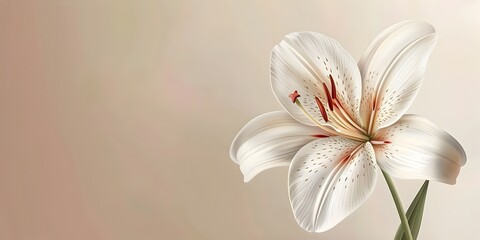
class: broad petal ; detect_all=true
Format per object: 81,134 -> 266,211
230,111 -> 330,182
359,21 -> 437,131
271,32 -> 362,128
374,115 -> 466,184
288,137 -> 377,232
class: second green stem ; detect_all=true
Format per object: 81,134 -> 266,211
382,170 -> 413,240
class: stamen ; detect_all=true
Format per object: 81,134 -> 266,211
322,83 -> 333,111
294,99 -> 340,137
294,98 -> 369,142
329,74 -> 337,99
315,96 -> 329,122
289,90 -> 300,103
332,99 -> 368,135
323,76 -> 369,137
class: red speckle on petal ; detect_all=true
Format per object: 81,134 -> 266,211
312,134 -> 329,138
370,140 -> 391,145
289,90 -> 300,103
339,155 -> 351,165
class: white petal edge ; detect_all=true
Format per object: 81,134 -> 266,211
359,21 -> 437,131
271,32 -> 362,127
374,115 -> 466,184
288,137 -> 377,232
230,111 -> 330,182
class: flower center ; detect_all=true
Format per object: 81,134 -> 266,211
289,74 -> 392,144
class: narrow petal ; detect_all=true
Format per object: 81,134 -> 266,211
288,137 -> 377,232
359,21 -> 437,131
230,111 -> 330,182
374,115 -> 466,184
271,32 -> 362,128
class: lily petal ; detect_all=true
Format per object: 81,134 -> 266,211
288,137 -> 377,232
359,21 -> 437,131
230,111 -> 330,182
374,115 -> 466,184
271,32 -> 362,128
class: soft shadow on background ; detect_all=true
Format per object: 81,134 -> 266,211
1,1 -> 479,239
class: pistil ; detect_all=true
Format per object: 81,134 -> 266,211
289,90 -> 301,103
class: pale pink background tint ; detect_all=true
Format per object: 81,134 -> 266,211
1,1 -> 479,239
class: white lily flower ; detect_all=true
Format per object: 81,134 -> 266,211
230,21 -> 466,233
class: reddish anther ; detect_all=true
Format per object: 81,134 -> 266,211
315,96 -> 329,122
289,90 -> 300,103
384,140 -> 392,144
329,74 -> 337,99
312,134 -> 329,138
322,83 -> 334,111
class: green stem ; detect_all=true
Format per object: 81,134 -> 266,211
382,170 -> 413,240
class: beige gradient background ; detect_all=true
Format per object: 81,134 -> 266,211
1,0 -> 479,239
